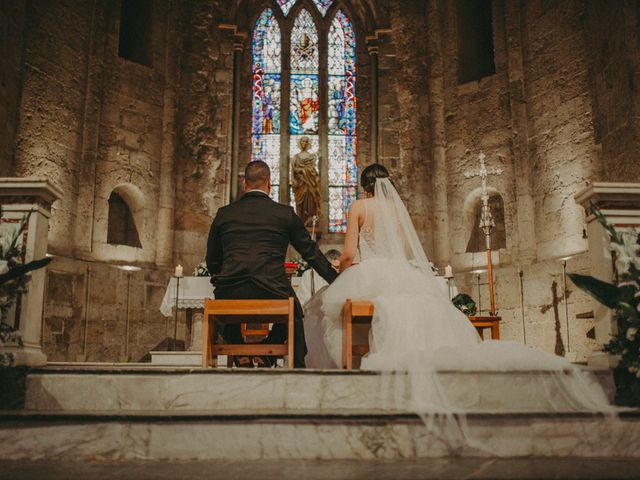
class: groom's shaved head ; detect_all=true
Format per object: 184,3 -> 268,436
244,160 -> 271,189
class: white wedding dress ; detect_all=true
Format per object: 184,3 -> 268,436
304,178 -> 613,414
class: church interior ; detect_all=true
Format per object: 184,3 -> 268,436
1,0 -> 640,478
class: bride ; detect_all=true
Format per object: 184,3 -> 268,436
304,164 -> 612,413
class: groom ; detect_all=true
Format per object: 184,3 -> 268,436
205,160 -> 338,368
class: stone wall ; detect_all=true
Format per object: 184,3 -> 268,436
0,1 -> 26,177
380,0 -> 433,251
173,0 -> 233,270
4,0 -> 194,363
453,253 -> 597,361
584,0 -> 640,182
12,0 -> 96,255
43,256 -> 179,362
521,0 -> 597,261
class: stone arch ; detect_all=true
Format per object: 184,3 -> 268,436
226,0 -> 386,36
463,187 -> 506,253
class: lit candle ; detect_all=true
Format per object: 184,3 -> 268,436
174,264 -> 183,277
444,265 -> 453,278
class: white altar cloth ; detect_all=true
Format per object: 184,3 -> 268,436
160,276 -> 214,317
159,276 -> 303,317
159,275 -> 453,317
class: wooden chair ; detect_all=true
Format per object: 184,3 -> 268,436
342,299 -> 374,370
468,315 -> 501,339
341,300 -> 503,370
202,298 -> 295,368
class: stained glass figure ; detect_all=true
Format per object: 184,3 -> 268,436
276,0 -> 297,16
290,10 -> 319,136
290,134 -> 319,209
312,0 -> 334,16
252,8 -> 282,200
327,10 -> 357,232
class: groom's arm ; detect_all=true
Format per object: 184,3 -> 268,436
289,210 -> 338,285
205,211 -> 223,276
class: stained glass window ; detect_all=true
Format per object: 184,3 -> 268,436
290,9 -> 319,135
290,9 -> 320,209
275,0 -> 296,16
248,3 -> 356,234
251,9 -> 282,200
312,0 -> 334,17
327,10 -> 356,232
276,0 -> 334,17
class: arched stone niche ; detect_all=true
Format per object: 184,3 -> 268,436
464,186 -> 507,253
92,182 -> 156,264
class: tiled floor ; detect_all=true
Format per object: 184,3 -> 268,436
2,458 -> 640,480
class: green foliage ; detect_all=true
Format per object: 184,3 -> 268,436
0,207 -> 52,368
569,205 -> 640,379
566,273 -> 617,309
452,293 -> 477,316
290,257 -> 310,277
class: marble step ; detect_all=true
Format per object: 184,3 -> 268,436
0,410 -> 639,461
24,364 -> 615,414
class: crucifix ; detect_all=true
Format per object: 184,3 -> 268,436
464,152 -> 503,316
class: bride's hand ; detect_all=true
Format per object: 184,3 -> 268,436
339,200 -> 362,273
339,255 -> 354,273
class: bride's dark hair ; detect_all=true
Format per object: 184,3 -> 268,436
360,163 -> 390,195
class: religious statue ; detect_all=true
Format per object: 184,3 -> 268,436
291,136 -> 321,227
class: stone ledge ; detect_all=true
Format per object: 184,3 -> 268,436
2,410 -> 638,422
0,412 -> 638,460
23,367 -> 617,414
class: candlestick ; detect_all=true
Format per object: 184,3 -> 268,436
172,275 -> 181,352
444,264 -> 453,278
174,264 -> 183,277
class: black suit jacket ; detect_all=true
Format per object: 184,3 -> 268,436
206,191 -> 338,298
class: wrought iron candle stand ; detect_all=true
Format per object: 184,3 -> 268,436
464,152 -> 503,316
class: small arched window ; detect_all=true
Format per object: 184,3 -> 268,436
118,0 -> 153,67
457,0 -> 495,84
107,192 -> 142,248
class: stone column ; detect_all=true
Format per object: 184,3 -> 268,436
155,0 -> 179,267
503,0 -> 537,264
368,41 -> 379,164
426,0 -> 450,266
230,37 -> 245,203
575,182 -> 640,367
0,178 -> 62,366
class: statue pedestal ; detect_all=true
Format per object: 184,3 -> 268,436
0,178 -> 62,367
575,182 -> 640,368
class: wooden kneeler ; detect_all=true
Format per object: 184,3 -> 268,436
342,299 -> 374,370
202,298 -> 295,368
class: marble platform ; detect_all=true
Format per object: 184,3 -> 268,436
5,458 -> 640,480
1,409 -> 639,461
1,365 -> 638,463
23,364 -> 615,414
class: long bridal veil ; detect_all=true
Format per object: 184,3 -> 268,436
304,176 -> 616,446
367,178 -> 613,414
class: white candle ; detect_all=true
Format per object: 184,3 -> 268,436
444,265 -> 453,278
174,264 -> 183,277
